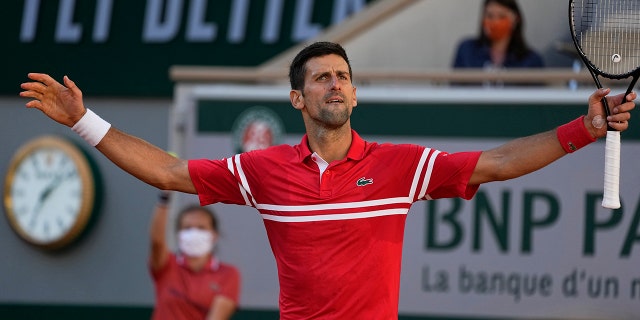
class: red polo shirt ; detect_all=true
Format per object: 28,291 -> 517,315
189,130 -> 480,319
150,254 -> 240,320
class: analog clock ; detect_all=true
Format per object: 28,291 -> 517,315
3,135 -> 101,250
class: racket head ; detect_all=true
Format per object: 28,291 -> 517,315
569,0 -> 640,80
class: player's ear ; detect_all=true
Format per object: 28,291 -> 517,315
352,86 -> 358,108
290,90 -> 304,110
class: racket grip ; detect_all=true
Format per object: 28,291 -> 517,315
602,131 -> 621,209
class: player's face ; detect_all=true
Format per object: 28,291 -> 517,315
291,54 -> 357,129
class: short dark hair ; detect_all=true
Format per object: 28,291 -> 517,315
289,41 -> 353,90
176,205 -> 218,232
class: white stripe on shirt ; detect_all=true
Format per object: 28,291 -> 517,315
255,197 -> 411,212
261,208 -> 409,223
418,150 -> 440,199
408,148 -> 431,201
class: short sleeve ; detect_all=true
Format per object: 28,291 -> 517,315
188,158 -> 248,206
427,151 -> 482,200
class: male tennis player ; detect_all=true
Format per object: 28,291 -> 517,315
20,42 -> 635,319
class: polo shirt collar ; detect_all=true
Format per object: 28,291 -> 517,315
298,129 -> 366,162
345,130 -> 366,160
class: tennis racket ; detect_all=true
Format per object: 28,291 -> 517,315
569,0 -> 640,209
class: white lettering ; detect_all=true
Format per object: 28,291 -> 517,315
93,0 -> 114,42
55,0 -> 82,43
18,0 -> 369,44
143,0 -> 183,43
292,0 -> 321,41
332,0 -> 365,23
186,0 -> 216,42
228,0 -> 249,43
20,0 -> 40,42
262,0 -> 284,43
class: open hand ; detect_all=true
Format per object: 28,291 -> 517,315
20,73 -> 87,127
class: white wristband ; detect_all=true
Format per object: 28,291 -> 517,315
71,109 -> 111,146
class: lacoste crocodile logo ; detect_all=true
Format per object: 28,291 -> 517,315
356,177 -> 373,187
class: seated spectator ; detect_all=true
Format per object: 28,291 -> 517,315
453,0 -> 544,70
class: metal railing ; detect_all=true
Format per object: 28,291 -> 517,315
170,66 -> 599,88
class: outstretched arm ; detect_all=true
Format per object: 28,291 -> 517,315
470,88 -> 636,185
20,73 -> 195,193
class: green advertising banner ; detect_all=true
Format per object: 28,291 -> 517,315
3,0 -> 375,96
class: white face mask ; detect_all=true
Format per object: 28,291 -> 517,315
178,228 -> 215,257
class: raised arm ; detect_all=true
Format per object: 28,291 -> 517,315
149,192 -> 171,271
470,88 -> 636,185
20,73 -> 195,193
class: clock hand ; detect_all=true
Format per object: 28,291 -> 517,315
32,168 -> 77,214
32,173 -> 64,216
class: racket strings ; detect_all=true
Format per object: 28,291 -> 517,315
572,0 -> 640,77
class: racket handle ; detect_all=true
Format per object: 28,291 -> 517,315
602,131 -> 621,209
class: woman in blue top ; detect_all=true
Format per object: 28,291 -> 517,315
453,0 -> 544,69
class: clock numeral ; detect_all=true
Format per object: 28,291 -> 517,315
31,155 -> 45,178
70,188 -> 82,199
56,216 -> 68,232
16,205 -> 29,216
66,204 -> 79,216
28,216 -> 38,231
66,168 -> 78,179
59,155 -> 70,167
12,188 -> 26,198
43,220 -> 50,238
17,168 -> 31,181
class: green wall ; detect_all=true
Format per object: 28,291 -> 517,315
3,0 -> 375,97
0,303 -> 543,320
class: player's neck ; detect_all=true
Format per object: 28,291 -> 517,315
306,125 -> 353,163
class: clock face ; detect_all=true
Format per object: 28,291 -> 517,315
4,136 -> 99,249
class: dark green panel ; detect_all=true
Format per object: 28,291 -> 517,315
0,304 -> 566,320
197,100 -> 305,134
350,103 -> 577,138
0,304 -> 153,320
197,100 -> 640,140
3,0 -> 376,97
